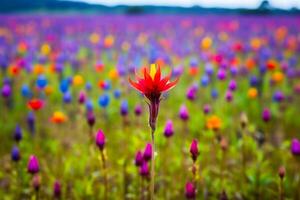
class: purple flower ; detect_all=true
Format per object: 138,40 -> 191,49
291,139 -> 300,156
164,120 -> 174,138
262,108 -> 271,122
185,182 -> 196,199
139,162 -> 149,177
228,80 -> 237,91
135,151 -> 143,166
53,180 -> 62,198
186,85 -> 197,101
134,104 -> 142,116
225,90 -> 233,102
27,112 -> 35,134
143,143 -> 152,161
120,100 -> 129,116
217,69 -> 226,80
78,91 -> 86,104
11,146 -> 21,162
190,139 -> 199,162
1,84 -> 11,98
179,105 -> 189,121
14,125 -> 22,142
273,91 -> 285,102
203,104 -> 211,115
95,130 -> 106,151
27,155 -> 39,174
86,111 -> 95,127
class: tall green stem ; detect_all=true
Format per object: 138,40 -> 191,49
150,129 -> 155,200
100,150 -> 108,200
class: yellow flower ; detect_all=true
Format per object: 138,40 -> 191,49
40,43 -> 51,55
201,36 -> 212,50
108,69 -> 119,80
89,33 -> 100,44
51,111 -> 67,124
73,75 -> 84,86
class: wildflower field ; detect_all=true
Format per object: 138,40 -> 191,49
1,15 -> 300,199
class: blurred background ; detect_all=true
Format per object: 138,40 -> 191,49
1,0 -> 300,14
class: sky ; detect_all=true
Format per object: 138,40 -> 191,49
79,0 -> 300,9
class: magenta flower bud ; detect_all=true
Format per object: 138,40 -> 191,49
217,69 -> 226,80
186,85 -> 197,101
190,139 -> 199,162
164,120 -> 174,138
179,105 -> 189,121
139,161 -> 149,177
228,79 -> 237,91
134,104 -> 142,116
262,108 -> 271,122
1,84 -> 11,98
95,129 -> 106,151
53,180 -> 62,198
78,91 -> 86,104
185,182 -> 196,199
143,143 -> 152,161
225,90 -> 233,102
27,155 -> 39,174
86,111 -> 95,127
203,104 -> 211,115
291,138 -> 300,156
135,151 -> 143,166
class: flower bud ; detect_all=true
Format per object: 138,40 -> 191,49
278,166 -> 285,179
53,180 -> 62,198
14,125 -> 22,142
95,130 -> 106,151
190,139 -> 199,162
78,91 -> 86,104
139,162 -> 149,177
27,155 -> 39,174
1,84 -> 11,98
86,112 -> 95,127
185,182 -> 196,199
291,138 -> 300,156
11,146 -> 21,162
262,108 -> 271,122
179,105 -> 189,121
135,151 -> 143,166
164,120 -> 174,138
240,112 -> 248,129
32,174 -> 41,191
143,143 -> 152,161
120,100 -> 128,116
134,104 -> 142,116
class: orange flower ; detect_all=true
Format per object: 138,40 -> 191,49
272,71 -> 284,84
73,75 -> 84,86
28,99 -> 44,111
50,111 -> 67,123
266,59 -> 277,71
206,115 -> 222,131
248,88 -> 258,99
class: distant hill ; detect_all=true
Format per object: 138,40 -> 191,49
1,0 -> 299,14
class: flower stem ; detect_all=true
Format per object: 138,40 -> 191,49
150,129 -> 155,200
100,150 -> 108,200
279,178 -> 284,200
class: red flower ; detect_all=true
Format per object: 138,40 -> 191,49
129,64 -> 178,102
129,64 -> 179,130
27,99 -> 44,111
